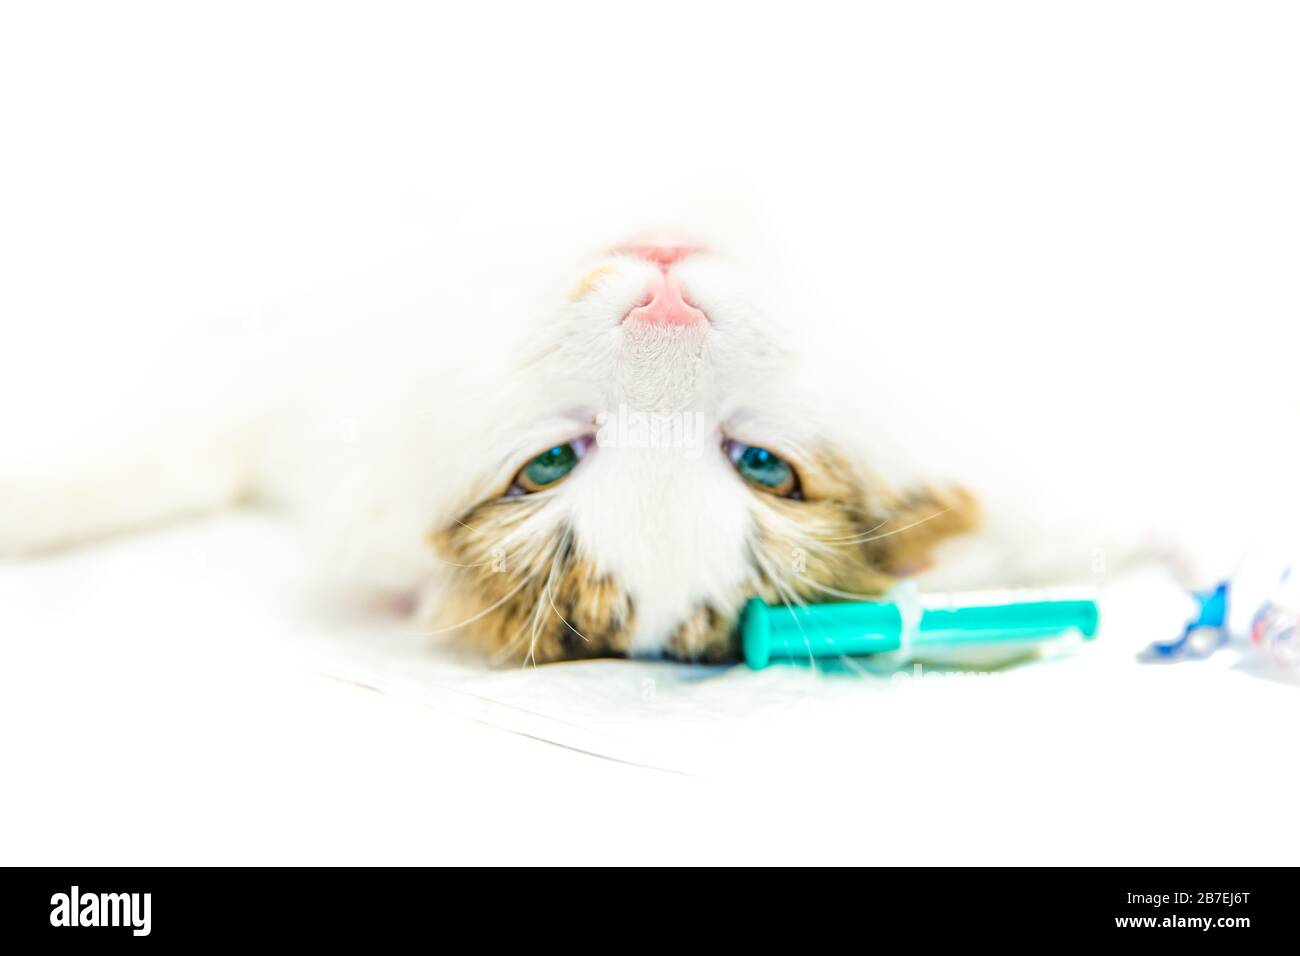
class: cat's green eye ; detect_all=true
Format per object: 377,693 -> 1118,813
510,437 -> 592,495
725,440 -> 801,498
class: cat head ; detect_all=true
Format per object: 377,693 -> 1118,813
430,241 -> 976,662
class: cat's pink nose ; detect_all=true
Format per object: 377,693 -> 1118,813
625,271 -> 707,327
617,242 -> 700,269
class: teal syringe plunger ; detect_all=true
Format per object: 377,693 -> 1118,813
740,591 -> 1099,669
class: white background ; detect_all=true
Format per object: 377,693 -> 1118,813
2,2 -> 1299,864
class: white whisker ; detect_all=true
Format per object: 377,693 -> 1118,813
815,507 -> 953,546
749,542 -> 878,677
547,589 -> 590,644
806,513 -> 892,543
423,576 -> 531,635
748,545 -> 817,668
798,577 -> 891,604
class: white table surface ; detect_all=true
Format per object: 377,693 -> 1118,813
3,512 -> 1296,865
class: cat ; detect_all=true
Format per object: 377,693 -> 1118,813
3,210 -> 1293,664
